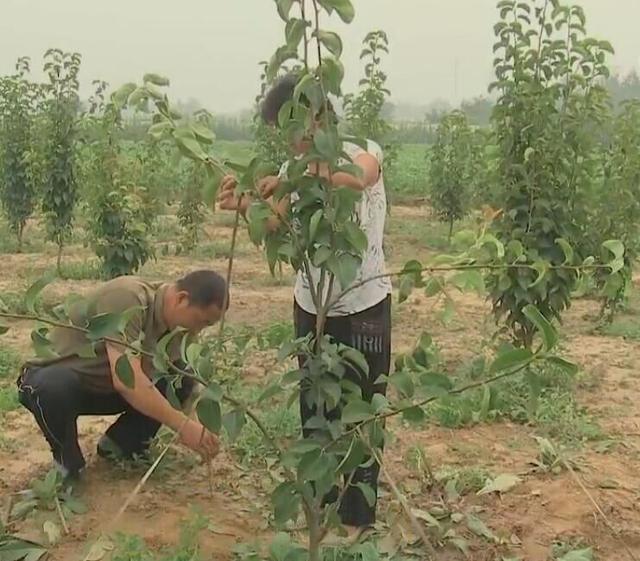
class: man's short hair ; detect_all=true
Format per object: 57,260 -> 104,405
176,270 -> 229,310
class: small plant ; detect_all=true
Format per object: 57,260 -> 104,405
177,160 -> 207,252
0,57 -> 41,251
487,0 -> 613,348
83,80 -> 154,278
343,30 -> 398,188
428,110 -> 480,241
40,49 -> 82,273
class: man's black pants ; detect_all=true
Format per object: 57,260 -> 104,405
17,364 -> 193,475
294,295 -> 392,528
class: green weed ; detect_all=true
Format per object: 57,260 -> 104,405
59,260 -> 103,281
430,359 -> 603,446
0,387 -> 19,413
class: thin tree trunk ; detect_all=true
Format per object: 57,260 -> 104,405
56,242 -> 63,276
448,217 -> 454,243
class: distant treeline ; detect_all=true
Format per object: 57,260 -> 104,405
117,70 -> 640,145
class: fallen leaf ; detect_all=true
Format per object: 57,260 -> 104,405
478,474 -> 521,496
466,514 -> 497,542
84,536 -> 114,561
43,520 -> 61,546
411,508 -> 441,528
557,547 -> 594,561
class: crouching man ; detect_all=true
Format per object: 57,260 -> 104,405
17,270 -> 225,479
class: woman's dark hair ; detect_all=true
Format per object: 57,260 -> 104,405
176,270 -> 229,309
261,73 -> 335,126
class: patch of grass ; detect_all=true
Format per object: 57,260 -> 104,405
435,464 -> 492,495
385,211 -> 474,257
430,358 -> 603,446
191,240 -> 250,260
59,260 -> 103,281
110,508 -> 209,561
600,316 -> 640,340
0,386 -> 19,413
225,381 -> 299,466
0,344 -> 22,380
387,143 -> 430,201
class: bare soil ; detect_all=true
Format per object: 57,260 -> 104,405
1,206 -> 639,561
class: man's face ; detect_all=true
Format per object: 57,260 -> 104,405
172,293 -> 223,334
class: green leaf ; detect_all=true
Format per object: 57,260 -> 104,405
272,482 -> 300,526
355,482 -> 376,507
313,128 -> 339,159
333,253 -> 360,289
197,397 -> 222,434
466,514 -> 497,542
402,405 -> 426,424
147,121 -> 173,140
342,347 -> 369,376
115,354 -> 135,389
320,56 -> 345,95
424,276 -> 444,297
276,0 -> 295,21
86,312 -> 130,341
191,122 -> 215,144
477,473 -> 521,495
31,329 -> 58,360
546,356 -> 579,376
113,82 -> 136,106
143,73 -> 170,86
319,0 -> 355,23
315,31 -> 343,57
173,127 -> 207,161
257,382 -> 283,403
489,348 -> 533,374
223,409 -> 246,442
529,261 -> 548,288
298,449 -> 326,481
25,272 -> 56,315
602,239 -> 625,273
389,371 -> 415,398
343,222 -> 368,253
556,238 -> 574,265
341,400 -> 374,423
398,276 -> 415,303
557,549 -> 594,561
0,323 -> 10,335
285,18 -> 307,50
309,209 -> 323,243
523,305 -> 558,351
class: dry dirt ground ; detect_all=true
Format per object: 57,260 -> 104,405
1,206 -> 640,561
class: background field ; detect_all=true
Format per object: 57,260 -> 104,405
1,169 -> 639,560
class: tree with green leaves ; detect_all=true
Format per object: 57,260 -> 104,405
0,57 -> 41,252
40,49 -> 82,273
82,80 -> 154,279
177,161 -> 207,253
487,0 -> 613,348
343,30 -> 398,187
586,100 -> 640,320
428,110 -> 480,240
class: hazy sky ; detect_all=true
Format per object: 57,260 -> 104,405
1,0 -> 639,113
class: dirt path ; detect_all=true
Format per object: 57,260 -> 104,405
1,206 -> 640,560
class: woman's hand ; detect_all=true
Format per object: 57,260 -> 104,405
256,175 -> 280,199
217,175 -> 250,213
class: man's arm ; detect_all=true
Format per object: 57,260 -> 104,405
106,344 -> 219,458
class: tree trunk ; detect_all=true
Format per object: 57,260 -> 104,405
56,242 -> 63,277
448,218 -> 454,243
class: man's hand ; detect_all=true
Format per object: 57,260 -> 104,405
217,175 -> 249,212
178,419 -> 220,460
256,175 -> 280,199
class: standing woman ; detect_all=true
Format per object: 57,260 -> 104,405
217,74 -> 392,535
